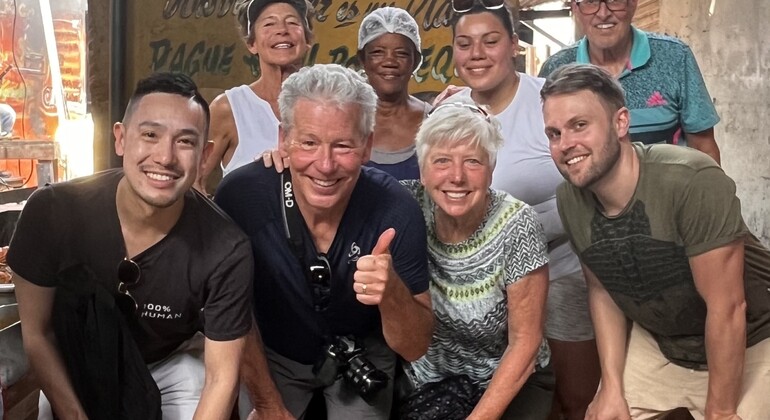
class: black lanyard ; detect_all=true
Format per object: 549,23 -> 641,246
281,171 -> 333,340
281,170 -> 306,262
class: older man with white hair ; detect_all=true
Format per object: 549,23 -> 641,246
215,64 -> 433,419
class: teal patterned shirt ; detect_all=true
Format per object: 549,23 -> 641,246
540,26 -> 720,147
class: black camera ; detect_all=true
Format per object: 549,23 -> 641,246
313,336 -> 389,404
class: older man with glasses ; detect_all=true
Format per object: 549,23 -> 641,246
215,64 -> 433,420
540,0 -> 722,164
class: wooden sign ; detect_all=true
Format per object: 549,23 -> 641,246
126,0 -> 462,101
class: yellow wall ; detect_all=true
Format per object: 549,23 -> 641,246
126,0 -> 460,101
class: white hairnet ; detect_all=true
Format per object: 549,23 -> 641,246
357,7 -> 422,72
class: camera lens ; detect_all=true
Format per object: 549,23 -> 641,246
344,354 -> 389,401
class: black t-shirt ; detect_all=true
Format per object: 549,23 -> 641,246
8,169 -> 253,363
215,163 -> 429,364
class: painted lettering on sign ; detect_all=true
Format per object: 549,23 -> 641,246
162,0 -> 237,19
149,39 -> 236,77
139,0 -> 460,92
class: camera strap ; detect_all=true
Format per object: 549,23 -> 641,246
280,171 -> 333,340
280,170 -> 306,262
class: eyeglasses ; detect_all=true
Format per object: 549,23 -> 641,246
574,0 -> 628,15
451,0 -> 505,13
117,258 -> 141,313
308,253 -> 331,312
428,102 -> 491,122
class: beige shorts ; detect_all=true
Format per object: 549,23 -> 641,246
624,323 -> 770,419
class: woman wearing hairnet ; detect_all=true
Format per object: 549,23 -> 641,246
357,7 -> 430,180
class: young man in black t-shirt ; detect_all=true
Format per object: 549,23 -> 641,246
8,73 -> 270,419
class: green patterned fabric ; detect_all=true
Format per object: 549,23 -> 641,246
400,181 -> 549,388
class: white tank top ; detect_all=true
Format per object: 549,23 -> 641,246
222,85 -> 280,177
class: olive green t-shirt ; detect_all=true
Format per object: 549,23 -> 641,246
557,143 -> 770,370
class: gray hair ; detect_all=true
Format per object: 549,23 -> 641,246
278,64 -> 378,138
416,96 -> 503,170
540,63 -> 626,113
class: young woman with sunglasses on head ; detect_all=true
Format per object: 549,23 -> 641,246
195,0 -> 313,195
440,2 -> 602,419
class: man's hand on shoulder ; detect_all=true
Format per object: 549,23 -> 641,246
259,148 -> 289,172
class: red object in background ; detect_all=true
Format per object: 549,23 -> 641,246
0,2 -> 87,187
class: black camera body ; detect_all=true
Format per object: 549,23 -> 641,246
313,336 -> 389,404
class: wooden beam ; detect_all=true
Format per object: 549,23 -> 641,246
0,141 -> 59,161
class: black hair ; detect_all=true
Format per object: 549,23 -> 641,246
123,72 -> 210,132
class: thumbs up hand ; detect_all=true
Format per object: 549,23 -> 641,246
353,228 -> 396,305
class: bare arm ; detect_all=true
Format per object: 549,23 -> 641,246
195,94 -> 237,195
690,240 -> 747,420
583,264 -> 632,420
14,274 -> 88,419
379,290 -> 433,362
240,321 -> 294,419
354,228 -> 434,361
193,336 -> 246,420
685,127 -> 720,165
468,265 -> 549,420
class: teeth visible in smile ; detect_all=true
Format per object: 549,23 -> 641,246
147,172 -> 173,181
381,75 -> 397,80
446,192 -> 468,199
597,24 -> 614,29
313,178 -> 336,187
274,43 -> 292,49
567,156 -> 587,165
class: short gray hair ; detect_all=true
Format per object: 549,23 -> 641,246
416,96 -> 503,170
540,63 -> 626,113
279,64 -> 378,138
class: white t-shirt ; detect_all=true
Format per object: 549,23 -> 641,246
459,73 -> 581,279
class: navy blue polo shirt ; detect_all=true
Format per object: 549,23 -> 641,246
215,163 -> 429,364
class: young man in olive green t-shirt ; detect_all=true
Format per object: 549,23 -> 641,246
541,63 -> 770,420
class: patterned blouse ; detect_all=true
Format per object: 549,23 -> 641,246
401,181 -> 550,388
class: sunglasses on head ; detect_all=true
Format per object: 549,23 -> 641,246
307,253 -> 331,312
451,0 -> 505,14
428,101 -> 491,122
117,258 -> 141,313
